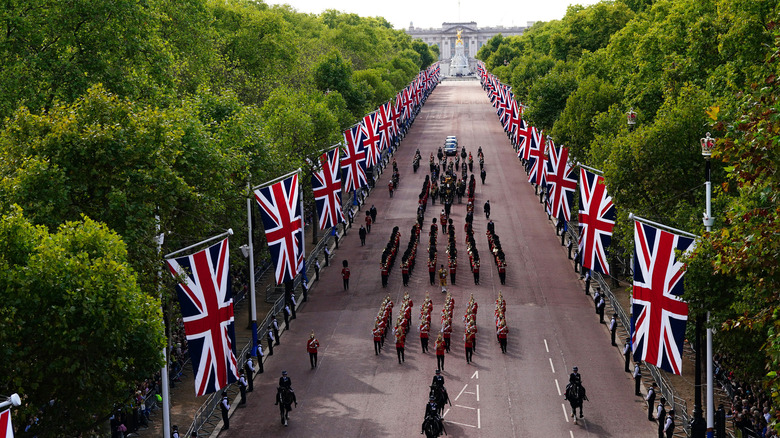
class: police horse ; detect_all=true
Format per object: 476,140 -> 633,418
423,386 -> 449,438
275,386 -> 297,426
564,382 -> 588,423
429,385 -> 451,416
422,413 -> 446,438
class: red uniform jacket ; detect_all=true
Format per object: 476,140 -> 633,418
307,338 -> 319,353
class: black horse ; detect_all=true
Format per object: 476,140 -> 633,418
564,382 -> 588,423
422,413 -> 446,438
429,385 -> 451,416
275,386 -> 297,426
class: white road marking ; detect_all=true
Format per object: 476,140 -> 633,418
562,404 -> 569,423
476,384 -> 480,402
477,408 -> 481,429
471,370 -> 479,379
442,408 -> 450,417
463,391 -> 475,395
455,384 -> 468,401
544,338 -> 549,353
555,379 -> 561,396
570,431 -> 575,438
549,358 -> 556,373
455,404 -> 476,410
446,420 -> 477,428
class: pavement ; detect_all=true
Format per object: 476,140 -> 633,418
216,79 -> 657,437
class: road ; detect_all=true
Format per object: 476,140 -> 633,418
221,79 -> 655,437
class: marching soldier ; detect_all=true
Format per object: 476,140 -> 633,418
395,324 -> 406,364
440,210 -> 447,235
420,319 -> 430,353
449,260 -> 456,285
473,260 -> 480,285
497,319 -> 508,353
438,264 -> 447,293
442,316 -> 452,353
373,323 -> 383,355
465,328 -> 475,364
402,261 -> 410,286
435,333 -> 446,371
498,259 -> 506,285
428,258 -> 436,285
307,331 -> 320,369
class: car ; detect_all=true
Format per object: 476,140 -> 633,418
444,136 -> 458,155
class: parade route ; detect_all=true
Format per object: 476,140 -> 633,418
220,79 -> 655,437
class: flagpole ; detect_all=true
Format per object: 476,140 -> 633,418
155,216 -> 171,438
628,213 -> 698,239
0,393 -> 21,410
577,163 -> 605,175
251,168 -> 302,192
246,182 -> 258,356
163,229 -> 234,259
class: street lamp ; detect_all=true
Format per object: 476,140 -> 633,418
627,108 -> 637,131
701,132 -> 716,438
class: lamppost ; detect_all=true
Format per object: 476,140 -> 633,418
627,108 -> 637,131
701,132 -> 716,438
0,393 -> 21,410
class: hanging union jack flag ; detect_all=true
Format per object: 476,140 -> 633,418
166,238 -> 239,396
255,173 -> 304,285
377,101 -> 396,150
1,408 -> 13,438
341,125 -> 368,192
312,148 -> 344,230
631,220 -> 695,375
527,131 -> 547,186
545,145 -> 577,222
578,168 -> 616,275
515,119 -> 532,159
360,112 -> 382,167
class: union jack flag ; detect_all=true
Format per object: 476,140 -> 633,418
515,119 -> 532,159
545,145 -> 577,221
506,99 -> 523,136
578,168 -> 615,275
341,125 -> 368,192
254,174 -> 304,284
312,148 -> 344,230
631,221 -> 695,375
166,238 -> 239,396
377,102 -> 396,149
1,408 -> 13,438
527,130 -> 547,185
360,112 -> 382,167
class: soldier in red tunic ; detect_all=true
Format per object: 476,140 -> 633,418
307,331 -> 320,368
435,333 -> 446,371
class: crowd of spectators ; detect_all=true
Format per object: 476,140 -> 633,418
714,354 -> 778,438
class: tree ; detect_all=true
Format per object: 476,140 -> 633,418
313,50 -> 367,118
0,206 -> 165,436
412,40 -> 435,69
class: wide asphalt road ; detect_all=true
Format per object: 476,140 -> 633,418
221,80 -> 655,437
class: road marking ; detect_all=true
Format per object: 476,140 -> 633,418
455,404 -> 476,410
476,384 -> 480,401
455,384 -> 468,401
570,431 -> 574,438
477,408 -> 481,429
555,379 -> 561,396
442,408 -> 450,417
471,370 -> 479,379
562,404 -> 569,423
446,420 -> 476,428
549,358 -> 556,373
544,338 -> 549,353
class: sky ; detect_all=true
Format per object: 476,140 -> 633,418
262,0 -> 603,30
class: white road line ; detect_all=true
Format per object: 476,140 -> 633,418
455,404 -> 476,410
476,384 -> 480,402
544,338 -> 549,353
455,384 -> 468,401
446,420 -> 477,428
555,379 -> 561,396
463,391 -> 475,395
549,358 -> 556,373
477,408 -> 481,429
442,408 -> 449,417
471,370 -> 479,379
570,431 -> 574,438
562,404 -> 569,423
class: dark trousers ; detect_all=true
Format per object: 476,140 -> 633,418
283,312 -> 290,330
635,375 -> 642,396
648,400 -> 655,420
429,271 -> 435,285
465,347 -> 473,363
474,272 -> 479,284
314,268 -> 319,281
585,276 -> 591,295
499,337 -> 507,353
267,339 -> 274,355
382,274 -> 388,287
374,340 -> 382,355
444,336 -> 450,352
624,352 -> 631,372
221,408 -> 229,429
450,272 -> 455,285
598,307 -> 605,323
421,337 -> 429,353
611,327 -> 617,346
397,347 -> 405,363
402,273 -> 409,286
499,272 -> 506,285
437,354 -> 445,370
343,279 -> 349,290
273,328 -> 280,345
244,365 -> 254,391
360,236 -> 365,245
309,352 -> 317,368
239,385 -> 246,405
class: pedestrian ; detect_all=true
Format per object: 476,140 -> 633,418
623,338 -> 631,372
238,370 -> 247,405
220,391 -> 230,430
465,329 -> 474,363
370,205 -> 377,224
359,225 -> 367,246
373,323 -> 383,355
584,269 -> 591,295
593,287 -> 601,314
272,316 -> 280,345
172,425 -> 179,438
244,352 -> 254,392
472,260 -> 480,285
341,260 -> 350,291
610,314 -> 618,346
597,295 -> 606,323
301,278 -> 308,302
664,410 -> 675,438
483,200 -> 491,219
324,246 -> 330,266
267,326 -> 275,356
646,383 -> 657,420
283,303 -> 291,330
480,168 -> 486,184
487,219 -> 495,234
365,211 -> 372,233
435,333 -> 446,371
314,258 -> 320,281
657,398 -> 667,438
438,264 -> 447,293
388,181 -> 394,197
633,363 -> 642,396
307,331 -> 319,369
257,343 -> 264,374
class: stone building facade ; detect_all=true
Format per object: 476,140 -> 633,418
406,21 -> 531,64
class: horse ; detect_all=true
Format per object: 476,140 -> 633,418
429,385 -> 451,416
422,413 -> 446,438
276,386 -> 297,426
564,382 -> 588,423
